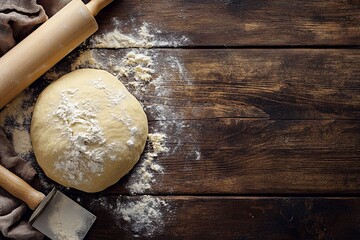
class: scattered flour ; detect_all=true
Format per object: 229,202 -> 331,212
51,89 -> 117,185
119,196 -> 169,237
127,133 -> 169,195
72,22 -> 190,94
195,150 -> 201,161
71,49 -> 102,71
92,195 -> 170,237
92,23 -> 155,48
47,191 -> 95,240
0,91 -> 34,156
119,50 -> 156,91
70,49 -> 155,93
148,133 -> 169,153
0,91 -> 33,127
0,19 -> 200,238
12,129 -> 32,155
82,21 -> 195,237
90,20 -> 190,48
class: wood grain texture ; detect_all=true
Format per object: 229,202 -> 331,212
93,0 -> 360,46
68,49 -> 360,120
82,196 -> 360,239
104,119 -> 360,195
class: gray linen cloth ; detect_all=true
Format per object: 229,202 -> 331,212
0,129 -> 43,239
0,0 -> 70,55
0,0 -> 70,239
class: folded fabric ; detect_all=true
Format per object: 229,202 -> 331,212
0,0 -> 70,238
0,0 -> 47,55
0,129 -> 43,240
0,0 -> 70,56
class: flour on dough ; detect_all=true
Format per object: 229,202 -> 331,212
31,69 -> 148,192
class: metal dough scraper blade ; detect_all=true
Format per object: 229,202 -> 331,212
29,188 -> 96,240
0,164 -> 96,240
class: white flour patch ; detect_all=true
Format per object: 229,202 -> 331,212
90,20 -> 190,48
51,89 -> 118,185
0,19 -> 200,238
91,195 -> 171,237
69,49 -> 157,93
0,91 -> 33,127
92,24 -> 155,48
195,150 -> 201,161
120,50 -> 156,92
71,49 -> 103,71
12,129 -> 32,155
127,133 -> 168,195
0,91 -> 34,157
47,193 -> 93,240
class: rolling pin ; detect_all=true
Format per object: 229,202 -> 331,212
0,0 -> 113,109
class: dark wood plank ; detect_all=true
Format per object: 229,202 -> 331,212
81,196 -> 360,239
105,119 -> 359,195
51,49 -> 360,120
94,0 -> 360,47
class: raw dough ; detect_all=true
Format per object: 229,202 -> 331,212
31,69 -> 148,192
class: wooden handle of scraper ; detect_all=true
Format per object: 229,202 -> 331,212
0,164 -> 45,210
87,0 -> 114,16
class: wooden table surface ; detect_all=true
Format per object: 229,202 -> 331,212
4,0 -> 360,239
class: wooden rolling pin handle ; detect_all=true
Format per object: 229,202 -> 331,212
87,0 -> 114,16
0,165 -> 45,210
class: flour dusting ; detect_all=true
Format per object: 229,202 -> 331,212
119,50 -> 156,91
81,20 -> 195,237
70,49 -> 157,93
45,22 -> 199,237
47,192 -> 94,240
90,20 -> 190,48
0,18 -> 199,238
148,133 -> 169,153
0,91 -> 34,157
0,91 -> 33,127
92,195 -> 170,237
128,133 -> 168,195
12,129 -> 32,155
119,196 -> 169,236
52,89 -> 116,185
92,23 -> 155,48
71,49 -> 102,71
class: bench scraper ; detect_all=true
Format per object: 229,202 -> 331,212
0,164 -> 96,239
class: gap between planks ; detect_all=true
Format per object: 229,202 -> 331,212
87,45 -> 360,50
6,118 -> 360,127
95,193 -> 360,198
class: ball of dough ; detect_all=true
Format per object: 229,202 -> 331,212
31,69 -> 148,192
